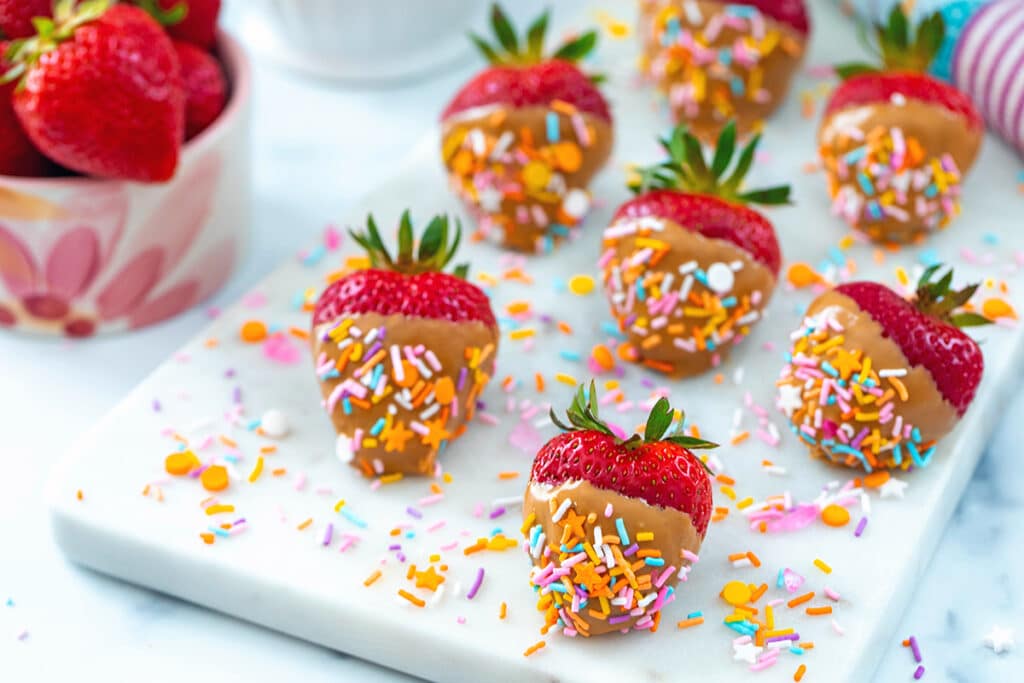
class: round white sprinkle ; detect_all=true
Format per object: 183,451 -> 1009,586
562,189 -> 590,219
260,409 -> 290,438
335,434 -> 355,463
706,262 -> 735,293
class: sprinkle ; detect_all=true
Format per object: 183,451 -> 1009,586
398,590 -> 425,608
794,664 -> 807,681
806,606 -> 832,616
677,616 -> 705,629
466,567 -> 485,600
555,373 -> 578,386
787,592 -> 814,608
248,456 -> 264,483
813,559 -> 832,574
523,641 -> 546,657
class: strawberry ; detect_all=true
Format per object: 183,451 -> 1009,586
134,0 -> 220,50
4,1 -> 184,182
523,383 -> 716,636
1,41 -> 53,176
0,0 -> 53,39
819,8 -> 983,244
174,40 -> 226,140
440,4 -> 613,253
311,212 -> 499,477
602,122 -> 788,378
777,265 -> 990,472
638,0 -> 810,142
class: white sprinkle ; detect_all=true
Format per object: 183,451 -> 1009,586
552,498 -> 573,522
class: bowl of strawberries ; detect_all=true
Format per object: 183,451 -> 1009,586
0,0 -> 250,338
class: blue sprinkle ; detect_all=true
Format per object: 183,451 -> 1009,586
720,296 -> 737,308
340,508 -> 368,528
719,48 -> 732,66
790,646 -> 805,655
828,246 -> 846,266
908,441 -> 924,467
730,76 -> 745,96
911,427 -> 922,443
983,232 -> 999,245
776,569 -> 785,588
550,224 -> 570,237
857,173 -> 875,196
210,526 -> 230,538
636,280 -> 646,302
821,361 -> 840,377
559,350 -> 582,362
924,184 -> 938,198
644,557 -> 666,567
893,443 -> 903,466
223,454 -> 239,464
405,531 -> 415,539
369,417 -> 386,436
546,112 -> 560,142
687,611 -> 703,619
490,527 -> 503,537
615,518 -> 630,545
324,369 -> 340,379
246,419 -> 261,431
694,269 -> 709,286
921,445 -> 936,466
918,249 -> 941,267
303,244 -> 327,267
267,323 -> 284,335
550,583 -> 568,594
342,397 -> 353,415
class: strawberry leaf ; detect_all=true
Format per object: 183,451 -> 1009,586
525,10 -> 549,60
351,213 -> 469,276
469,32 -> 502,64
834,62 -> 878,80
552,30 -> 597,62
710,121 -> 736,180
490,4 -> 519,55
644,398 -> 674,442
950,312 -> 993,328
665,436 -> 719,450
134,0 -> 188,27
738,186 -> 792,206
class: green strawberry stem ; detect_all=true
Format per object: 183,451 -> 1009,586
1,0 -> 110,87
471,3 -> 598,67
629,121 -> 792,207
550,381 -> 718,460
835,7 -> 945,79
349,211 -> 470,279
914,264 -> 992,328
134,0 -> 188,27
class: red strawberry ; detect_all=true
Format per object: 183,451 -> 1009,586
135,0 -> 220,49
524,384 -> 716,636
1,41 -> 53,176
0,0 -> 53,39
311,213 -> 499,477
819,8 -> 983,244
638,0 -> 810,143
440,5 -> 613,252
174,40 -> 226,140
777,265 -> 989,472
6,2 -> 184,182
602,122 -> 787,378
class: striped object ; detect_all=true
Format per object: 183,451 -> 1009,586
952,0 -> 1024,155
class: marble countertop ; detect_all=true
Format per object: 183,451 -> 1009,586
1,2 -> 1020,681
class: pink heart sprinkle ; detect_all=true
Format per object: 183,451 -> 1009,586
783,568 -> 805,593
262,335 -> 302,364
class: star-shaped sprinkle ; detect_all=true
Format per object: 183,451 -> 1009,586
984,625 -> 1015,654
421,418 -> 451,450
383,420 -> 414,453
559,509 -> 587,544
733,641 -> 763,664
829,347 -> 862,379
413,566 -> 445,591
777,384 -> 804,415
879,477 -> 908,499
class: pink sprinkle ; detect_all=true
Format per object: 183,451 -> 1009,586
324,225 -> 342,250
824,587 -> 841,601
682,549 -> 699,563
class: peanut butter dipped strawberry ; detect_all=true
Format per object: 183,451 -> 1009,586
311,213 -> 499,477
639,0 -> 810,143
602,122 -> 787,378
819,9 -> 983,244
777,265 -> 990,472
440,5 -> 613,254
523,383 -> 717,636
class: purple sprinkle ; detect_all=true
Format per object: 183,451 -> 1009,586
189,465 -> 208,479
608,614 -> 632,625
152,399 -> 161,412
457,367 -> 468,391
641,378 -> 655,389
321,523 -> 334,547
232,387 -> 242,404
233,518 -> 247,525
913,665 -> 925,680
362,341 -> 383,361
396,552 -> 406,563
854,516 -> 868,537
224,369 -> 236,378
539,314 -> 554,324
623,543 -> 640,557
765,634 -> 800,643
909,636 -> 922,663
466,567 -> 485,600
406,506 -> 423,519
489,507 -> 506,519
388,544 -> 401,551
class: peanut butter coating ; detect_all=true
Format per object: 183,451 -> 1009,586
523,480 -> 703,636
441,104 -> 613,253
312,312 -> 498,476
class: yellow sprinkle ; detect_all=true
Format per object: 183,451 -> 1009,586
555,373 -> 578,386
736,497 -> 754,510
334,498 -> 346,512
521,513 -> 536,535
379,473 -> 404,485
812,335 -> 845,354
248,456 -> 264,483
813,559 -> 833,574
636,532 -> 654,542
568,274 -> 596,296
509,328 -> 535,340
895,267 -> 909,286
720,485 -> 737,501
205,504 -> 235,516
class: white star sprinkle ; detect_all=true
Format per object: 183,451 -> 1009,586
984,625 -> 1015,654
776,384 -> 803,416
477,186 -> 503,212
732,641 -> 763,664
878,477 -> 908,499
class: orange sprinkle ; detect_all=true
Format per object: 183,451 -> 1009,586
592,344 -> 615,370
557,321 -> 573,335
786,263 -> 820,288
821,504 -> 851,527
787,592 -> 814,608
499,602 -> 507,619
76,489 -> 83,501
806,606 -> 833,616
398,590 -> 425,607
506,301 -> 530,314
219,435 -> 238,448
863,470 -> 891,488
259,445 -> 277,455
288,326 -> 309,340
727,552 -> 746,562
200,533 -> 215,545
200,465 -> 229,492
297,518 -> 313,531
240,320 -> 267,343
434,376 -> 456,404
165,450 -> 200,476
794,664 -> 807,681
716,474 -> 735,486
750,584 -> 768,603
677,616 -> 705,629
498,471 -> 520,480
535,373 -> 545,392
523,641 -> 546,657
730,431 -> 750,445
271,468 -> 287,476
746,551 -> 761,568
799,642 -> 814,650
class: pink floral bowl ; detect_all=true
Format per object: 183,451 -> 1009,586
0,31 -> 251,338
